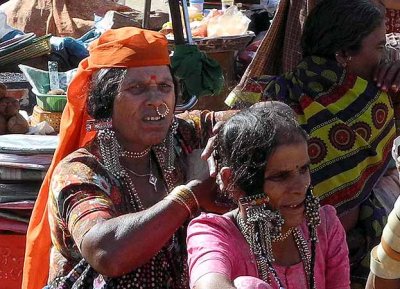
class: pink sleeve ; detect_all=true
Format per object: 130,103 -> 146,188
323,206 -> 351,289
187,214 -> 236,288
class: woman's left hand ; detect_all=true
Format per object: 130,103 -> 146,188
374,60 -> 400,93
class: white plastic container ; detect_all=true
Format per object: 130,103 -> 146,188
221,0 -> 234,11
189,0 -> 204,13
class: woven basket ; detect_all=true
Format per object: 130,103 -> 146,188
31,105 -> 62,132
0,35 -> 51,66
169,31 -> 254,53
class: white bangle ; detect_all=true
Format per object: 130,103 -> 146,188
376,244 -> 400,274
394,197 -> 400,220
387,211 -> 400,238
382,224 -> 400,252
370,246 -> 400,279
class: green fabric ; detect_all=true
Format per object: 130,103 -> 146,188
171,45 -> 224,99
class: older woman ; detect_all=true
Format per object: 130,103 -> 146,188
187,103 -> 350,289
225,0 -> 400,286
22,27 -> 230,289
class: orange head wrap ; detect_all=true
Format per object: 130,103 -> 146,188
22,27 -> 170,289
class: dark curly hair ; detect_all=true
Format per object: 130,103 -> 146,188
215,102 -> 308,196
87,67 -> 180,119
301,0 -> 384,59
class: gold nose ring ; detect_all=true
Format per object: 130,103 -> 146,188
156,102 -> 170,118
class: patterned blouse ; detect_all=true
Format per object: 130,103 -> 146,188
47,112 -> 232,288
386,9 -> 400,34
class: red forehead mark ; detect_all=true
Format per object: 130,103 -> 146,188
150,75 -> 157,81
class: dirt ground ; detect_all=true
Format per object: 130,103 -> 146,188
125,0 -> 169,12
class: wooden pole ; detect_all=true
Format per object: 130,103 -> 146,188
143,0 -> 151,28
168,0 -> 185,45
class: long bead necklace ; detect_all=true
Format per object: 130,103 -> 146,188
236,214 -> 314,289
124,158 -> 158,191
97,123 -> 186,288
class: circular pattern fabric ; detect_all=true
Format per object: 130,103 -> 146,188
308,137 -> 327,165
329,124 -> 356,151
372,103 -> 388,129
352,122 -> 372,141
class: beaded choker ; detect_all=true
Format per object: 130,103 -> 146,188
120,146 -> 151,159
272,227 -> 294,243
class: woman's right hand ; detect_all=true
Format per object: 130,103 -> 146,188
186,178 -> 231,214
374,60 -> 400,93
201,121 -> 225,177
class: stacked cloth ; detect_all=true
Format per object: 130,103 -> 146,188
0,134 -> 58,234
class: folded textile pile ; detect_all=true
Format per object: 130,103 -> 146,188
0,134 -> 58,234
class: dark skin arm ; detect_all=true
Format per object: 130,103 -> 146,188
383,0 -> 400,9
81,178 -> 224,277
81,198 -> 187,277
366,273 -> 400,289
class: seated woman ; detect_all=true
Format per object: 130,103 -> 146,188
22,27 -> 231,289
226,0 -> 400,285
187,103 -> 350,289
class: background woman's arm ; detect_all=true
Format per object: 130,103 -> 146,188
366,273 -> 400,289
383,0 -> 400,10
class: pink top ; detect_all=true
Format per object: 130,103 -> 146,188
187,205 -> 350,289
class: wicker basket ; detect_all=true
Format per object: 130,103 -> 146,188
168,31 -> 255,53
31,105 -> 62,132
0,35 -> 51,66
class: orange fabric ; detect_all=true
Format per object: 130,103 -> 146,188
22,27 -> 170,289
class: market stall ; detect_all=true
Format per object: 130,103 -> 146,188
164,0 -> 254,110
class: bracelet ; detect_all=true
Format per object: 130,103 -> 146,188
176,185 -> 200,211
381,239 -> 400,262
164,185 -> 200,217
394,197 -> 400,220
165,194 -> 192,216
370,246 -> 400,279
387,211 -> 400,237
382,224 -> 400,253
377,244 -> 400,274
